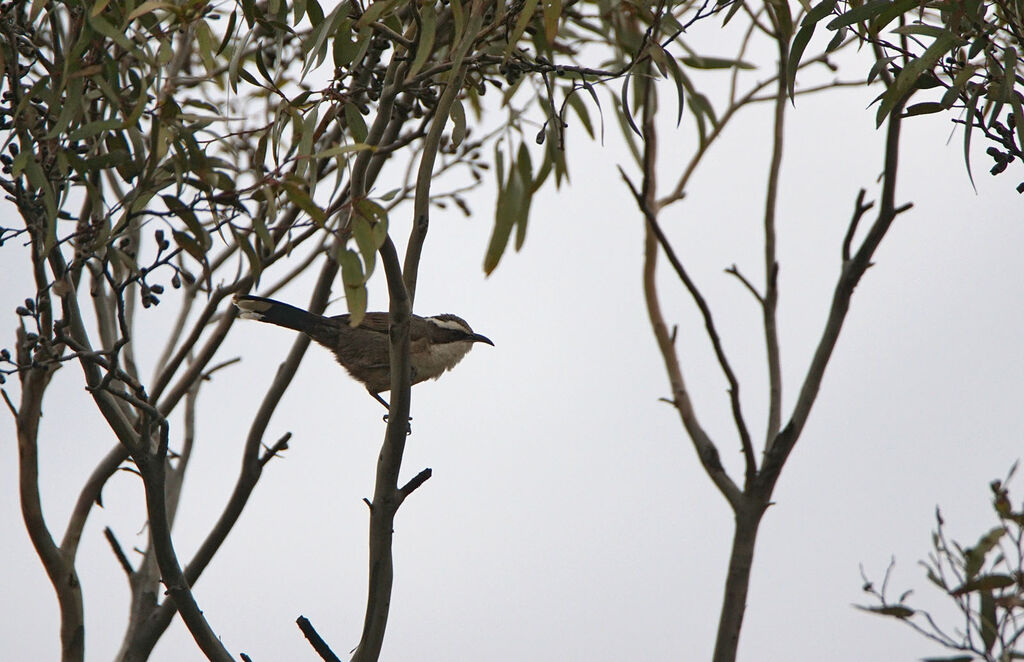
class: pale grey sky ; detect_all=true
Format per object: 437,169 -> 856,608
2,21 -> 1022,662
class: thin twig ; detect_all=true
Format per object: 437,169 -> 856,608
258,433 -> 292,468
725,264 -> 765,303
104,527 -> 135,576
842,189 -> 873,262
397,467 -> 432,503
623,163 -> 757,488
297,616 -> 343,662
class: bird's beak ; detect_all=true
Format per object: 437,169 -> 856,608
470,333 -> 494,346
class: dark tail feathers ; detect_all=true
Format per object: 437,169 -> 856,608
234,295 -> 322,334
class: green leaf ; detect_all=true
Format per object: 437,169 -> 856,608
903,102 -> 945,117
722,0 -> 745,25
355,0 -> 395,28
868,0 -> 919,34
230,225 -> 262,283
302,4 -> 349,78
890,24 -> 950,39
282,182 -> 326,226
802,0 -> 837,25
450,97 -> 467,147
566,89 -> 594,137
334,20 -> 367,68
1011,97 -> 1024,164
126,0 -> 173,21
228,28 -> 253,92
251,210 -> 274,254
162,195 -> 211,250
406,2 -> 437,81
514,142 -> 533,250
787,22 -> 816,101
217,10 -> 238,55
484,149 -> 512,275
981,590 -> 996,653
825,26 -> 846,52
172,230 -> 208,265
620,73 -> 641,138
875,30 -> 964,127
356,198 -> 389,240
351,215 -> 376,279
827,0 -> 889,30
505,0 -> 539,57
964,527 -> 1007,579
337,248 -> 367,325
344,103 -> 368,143
307,143 -> 372,160
449,0 -> 465,49
68,119 -> 123,141
306,0 -> 324,25
23,155 -> 58,254
680,56 -> 756,70
857,604 -> 915,619
87,15 -> 135,52
963,86 -> 981,189
541,0 -> 561,44
196,19 -> 216,73
950,573 -> 1016,596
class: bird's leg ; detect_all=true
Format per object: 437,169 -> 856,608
370,389 -> 413,434
368,389 -> 390,409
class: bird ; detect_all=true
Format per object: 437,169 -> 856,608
233,294 -> 493,408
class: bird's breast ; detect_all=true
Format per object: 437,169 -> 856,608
411,341 -> 474,382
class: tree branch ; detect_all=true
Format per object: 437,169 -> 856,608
122,257 -> 340,660
297,616 -> 342,662
404,0 -> 485,303
761,103 -> 913,487
135,421 -> 233,662
761,33 -> 789,447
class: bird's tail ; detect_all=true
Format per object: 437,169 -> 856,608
233,295 -> 323,334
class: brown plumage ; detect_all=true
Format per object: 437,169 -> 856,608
234,295 -> 493,406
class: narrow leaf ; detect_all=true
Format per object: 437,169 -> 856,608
406,2 -> 437,81
620,73 -> 641,138
505,0 -> 540,56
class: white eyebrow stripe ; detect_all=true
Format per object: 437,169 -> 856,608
427,317 -> 470,332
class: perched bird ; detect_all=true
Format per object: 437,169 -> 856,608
233,294 -> 493,407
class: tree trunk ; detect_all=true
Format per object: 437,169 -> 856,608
712,501 -> 766,662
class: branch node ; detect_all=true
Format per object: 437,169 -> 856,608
725,264 -> 765,304
842,189 -> 874,262
397,467 -> 432,503
258,432 -> 292,467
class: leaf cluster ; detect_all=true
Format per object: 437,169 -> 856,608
791,0 -> 1024,191
859,464 -> 1024,662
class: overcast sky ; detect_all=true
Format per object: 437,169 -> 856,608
2,17 -> 1023,662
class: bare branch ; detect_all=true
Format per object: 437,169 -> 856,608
725,264 -> 765,304
135,421 -> 233,662
624,151 -> 745,508
761,32 -> 789,447
397,468 -> 433,504
258,432 -> 292,468
297,616 -> 343,662
104,527 -> 135,576
61,444 -> 128,554
762,103 -> 914,486
404,0 -> 485,304
842,189 -> 874,263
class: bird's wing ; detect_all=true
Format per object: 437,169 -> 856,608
327,311 -> 391,335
